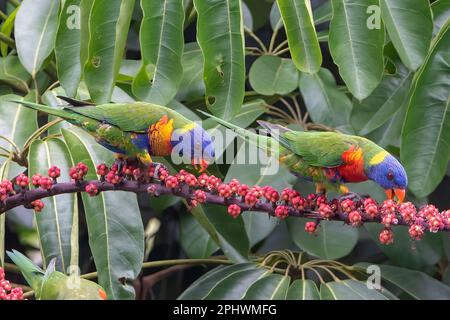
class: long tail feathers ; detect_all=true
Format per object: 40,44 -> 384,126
6,250 -> 44,291
56,95 -> 95,107
8,99 -> 80,121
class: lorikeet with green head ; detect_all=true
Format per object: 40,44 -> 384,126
7,250 -> 107,300
202,112 -> 407,203
13,97 -> 215,172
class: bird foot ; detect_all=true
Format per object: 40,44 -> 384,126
150,162 -> 169,179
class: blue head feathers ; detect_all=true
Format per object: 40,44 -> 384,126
367,154 -> 408,190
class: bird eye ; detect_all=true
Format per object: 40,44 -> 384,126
387,172 -> 394,180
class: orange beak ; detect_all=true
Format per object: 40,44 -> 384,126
385,188 -> 405,203
191,159 -> 209,173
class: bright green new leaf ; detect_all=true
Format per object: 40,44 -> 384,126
1,7 -> 18,57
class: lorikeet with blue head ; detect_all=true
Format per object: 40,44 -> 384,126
202,112 -> 407,203
12,97 -> 215,173
7,250 -> 107,300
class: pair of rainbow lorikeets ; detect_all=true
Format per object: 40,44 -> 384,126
10,98 -> 407,299
16,98 -> 407,203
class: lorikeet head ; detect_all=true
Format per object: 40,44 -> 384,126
171,123 -> 215,172
366,153 -> 408,202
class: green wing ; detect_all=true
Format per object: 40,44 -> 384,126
67,102 -> 192,132
282,131 -> 357,168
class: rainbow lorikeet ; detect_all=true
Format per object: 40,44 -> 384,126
13,98 -> 215,172
7,250 -> 107,300
202,112 -> 407,202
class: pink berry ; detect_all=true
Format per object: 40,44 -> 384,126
319,203 -> 334,220
48,165 -> 61,179
106,171 -> 122,185
305,221 -> 317,234
85,183 -> 98,197
96,163 -> 109,176
244,191 -> 258,206
207,175 -> 221,189
227,204 -> 241,218
16,173 -> 29,188
237,184 -> 249,196
409,224 -> 425,240
198,173 -> 209,187
341,199 -> 355,213
228,179 -> 240,193
38,177 -> 53,190
275,205 -> 289,219
165,176 -> 179,189
193,190 -> 207,203
218,184 -> 232,198
185,174 -> 198,187
291,196 -> 306,210
379,228 -> 394,245
32,174 -> 42,187
398,202 -> 417,223
31,200 -> 45,212
348,210 -> 362,227
264,187 -> 279,203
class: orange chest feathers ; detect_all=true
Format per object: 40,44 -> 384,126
148,115 -> 174,156
337,146 -> 368,183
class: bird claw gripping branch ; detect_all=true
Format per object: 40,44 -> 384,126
0,163 -> 449,246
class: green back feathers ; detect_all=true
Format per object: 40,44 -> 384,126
6,250 -> 44,293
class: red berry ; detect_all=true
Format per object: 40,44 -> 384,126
158,168 -> 169,181
31,199 -> 45,212
419,205 -> 439,220
198,173 -> 209,187
348,210 -> 362,227
409,224 -> 425,240
428,213 -> 444,233
305,221 -> 317,234
106,171 -> 122,185
176,170 -> 188,183
316,194 -> 327,206
244,191 -> 258,206
319,203 -> 334,220
341,199 -> 355,213
381,212 -> 398,227
193,190 -> 207,203
76,162 -> 88,175
250,186 -> 264,198
398,202 -> 417,223
165,175 -> 179,189
227,204 -> 241,218
185,174 -> 198,187
0,267 -> 4,280
291,196 -> 306,210
264,187 -> 279,203
218,184 -> 232,198
364,202 -> 379,219
96,163 -> 109,176
207,175 -> 221,189
48,165 -> 61,179
237,184 -> 249,197
442,210 -> 450,228
38,177 -> 53,190
122,165 -> 135,176
281,188 -> 299,202
0,180 -> 13,194
228,178 -> 240,193
16,173 -> 29,188
275,205 -> 289,219
379,228 -> 394,245
381,199 -> 397,215
85,183 -> 98,197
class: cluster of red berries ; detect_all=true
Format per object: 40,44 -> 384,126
2,163 -> 450,245
0,267 -> 23,300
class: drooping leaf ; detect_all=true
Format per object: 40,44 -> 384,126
179,211 -> 219,258
132,0 -> 184,105
178,263 -> 258,299
84,0 -> 135,103
55,0 -> 82,97
79,0 -> 94,68
320,280 -> 389,300
28,138 -> 78,272
243,274 -> 290,299
356,263 -> 450,300
249,55 -> 298,96
0,56 -> 30,95
276,0 -> 322,73
1,7 -> 18,57
194,0 -> 246,120
241,1 -> 253,30
61,127 -> 144,300
14,0 -> 60,76
380,0 -> 432,71
329,0 -> 385,100
401,19 -> 450,198
432,0 -> 450,36
286,218 -> 358,260
299,67 -> 352,128
351,62 -> 413,135
286,279 -> 320,300
175,43 -> 205,102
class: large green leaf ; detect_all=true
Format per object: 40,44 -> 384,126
320,280 -> 389,300
286,279 -> 320,300
84,0 -> 135,103
249,55 -> 298,96
179,211 -> 219,258
351,62 -> 413,135
276,0 -> 321,73
178,263 -> 258,299
80,0 -> 94,68
329,0 -> 384,100
61,127 -> 144,300
194,0 -> 246,120
401,19 -> 450,198
55,0 -> 82,97
132,0 -> 184,105
380,0 -> 432,71
365,224 -> 443,270
28,138 -> 78,272
175,43 -> 205,102
432,0 -> 450,36
0,94 -> 38,178
286,218 -> 358,260
1,7 -> 18,57
0,56 -> 31,93
243,274 -> 290,299
299,67 -> 352,128
225,159 -> 295,247
14,0 -> 60,76
356,263 -> 450,300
